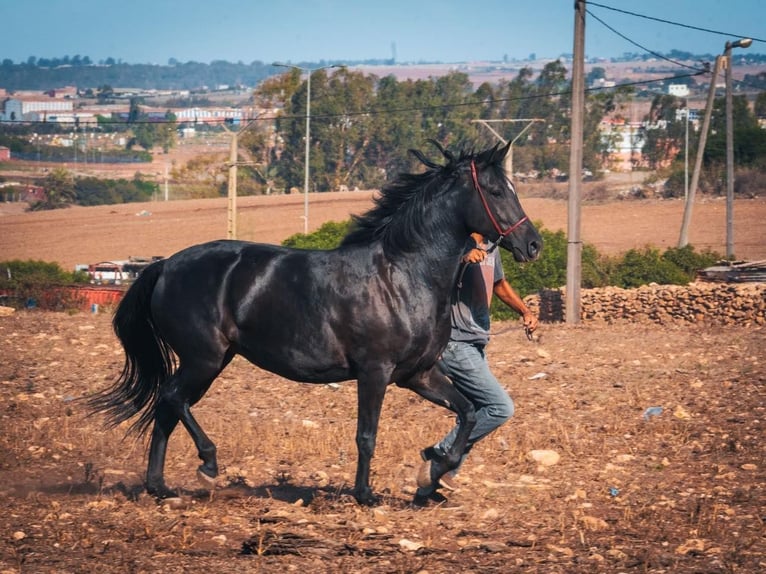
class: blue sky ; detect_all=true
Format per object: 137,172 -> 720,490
3,0 -> 764,65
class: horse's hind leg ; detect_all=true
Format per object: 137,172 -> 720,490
145,359 -> 229,497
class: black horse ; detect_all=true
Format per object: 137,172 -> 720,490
88,140 -> 541,505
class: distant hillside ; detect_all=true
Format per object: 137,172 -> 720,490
0,60 -> 281,91
1,52 -> 764,91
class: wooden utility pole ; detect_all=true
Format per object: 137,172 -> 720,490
566,0 -> 586,324
678,56 -> 721,248
471,119 -> 544,177
227,129 -> 238,239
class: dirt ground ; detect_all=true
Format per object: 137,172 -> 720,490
2,189 -> 765,272
1,174 -> 765,573
0,311 -> 764,573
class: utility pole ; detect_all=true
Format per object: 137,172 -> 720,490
678,57 -> 721,248
471,119 -> 544,177
566,0 -> 585,324
724,38 -> 753,259
227,129 -> 238,239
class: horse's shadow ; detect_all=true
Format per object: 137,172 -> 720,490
32,477 -> 411,509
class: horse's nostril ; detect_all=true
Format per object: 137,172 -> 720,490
528,240 -> 541,259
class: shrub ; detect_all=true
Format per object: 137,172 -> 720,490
0,260 -> 88,309
282,220 -> 353,250
661,245 -> 721,281
609,247 -> 690,288
279,219 -> 721,320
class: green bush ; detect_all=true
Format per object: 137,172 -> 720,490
281,219 -> 722,320
0,260 -> 88,309
282,220 -> 353,250
661,245 -> 721,281
609,247 -> 691,288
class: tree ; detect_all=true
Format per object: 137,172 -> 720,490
96,84 -> 114,102
640,94 -> 686,169
755,91 -> 766,119
32,168 -> 76,210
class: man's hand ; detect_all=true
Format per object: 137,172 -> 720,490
463,248 -> 487,264
521,311 -> 539,333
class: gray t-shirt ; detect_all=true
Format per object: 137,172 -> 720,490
450,244 -> 504,346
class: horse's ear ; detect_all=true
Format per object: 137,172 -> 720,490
427,139 -> 455,163
408,148 -> 442,169
489,140 -> 511,165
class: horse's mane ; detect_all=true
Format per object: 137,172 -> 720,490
341,141 -> 505,256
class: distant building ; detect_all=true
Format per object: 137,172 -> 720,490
668,84 -> 690,97
0,146 -> 9,161
0,96 -> 74,122
173,107 -> 244,124
600,119 -> 644,172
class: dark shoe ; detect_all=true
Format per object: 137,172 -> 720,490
421,446 -> 440,462
412,490 -> 461,509
412,490 -> 448,508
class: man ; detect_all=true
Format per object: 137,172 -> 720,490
415,233 -> 538,506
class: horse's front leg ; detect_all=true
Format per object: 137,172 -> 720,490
399,367 -> 476,483
353,370 -> 390,505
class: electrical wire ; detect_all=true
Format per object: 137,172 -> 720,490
586,8 -> 706,72
587,1 -> 766,44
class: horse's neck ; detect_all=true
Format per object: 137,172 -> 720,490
394,229 -> 467,295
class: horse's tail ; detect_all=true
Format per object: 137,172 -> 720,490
87,259 -> 175,436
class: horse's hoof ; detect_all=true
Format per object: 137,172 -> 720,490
196,468 -> 217,490
146,483 -> 178,500
353,490 -> 379,506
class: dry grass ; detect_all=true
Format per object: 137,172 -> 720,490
1,311 -> 764,572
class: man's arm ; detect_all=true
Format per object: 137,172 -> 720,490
493,278 -> 539,332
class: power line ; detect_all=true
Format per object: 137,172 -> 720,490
588,1 -> 766,44
586,8 -> 706,72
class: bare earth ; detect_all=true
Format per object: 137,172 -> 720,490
1,190 -> 765,573
0,312 -> 763,573
1,190 -> 765,271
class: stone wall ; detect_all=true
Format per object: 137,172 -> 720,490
525,282 -> 766,326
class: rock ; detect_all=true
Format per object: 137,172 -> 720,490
580,515 -> 609,531
676,538 -> 706,555
399,538 -> 424,551
481,508 -> 500,520
527,449 -> 560,466
12,531 -> 26,541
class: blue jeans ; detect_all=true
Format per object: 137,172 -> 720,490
433,340 -> 514,472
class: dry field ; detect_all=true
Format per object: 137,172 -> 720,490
2,188 -> 765,272
0,311 -> 764,573
1,176 -> 765,573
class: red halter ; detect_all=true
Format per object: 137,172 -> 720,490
470,161 -> 528,238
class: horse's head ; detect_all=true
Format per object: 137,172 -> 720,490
455,141 -> 542,262
465,142 -> 541,261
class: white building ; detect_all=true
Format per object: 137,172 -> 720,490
0,97 -> 74,122
668,84 -> 690,98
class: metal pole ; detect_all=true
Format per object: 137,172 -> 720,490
304,71 -> 311,235
724,43 -> 735,259
566,0 -> 585,324
679,55 -> 722,248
